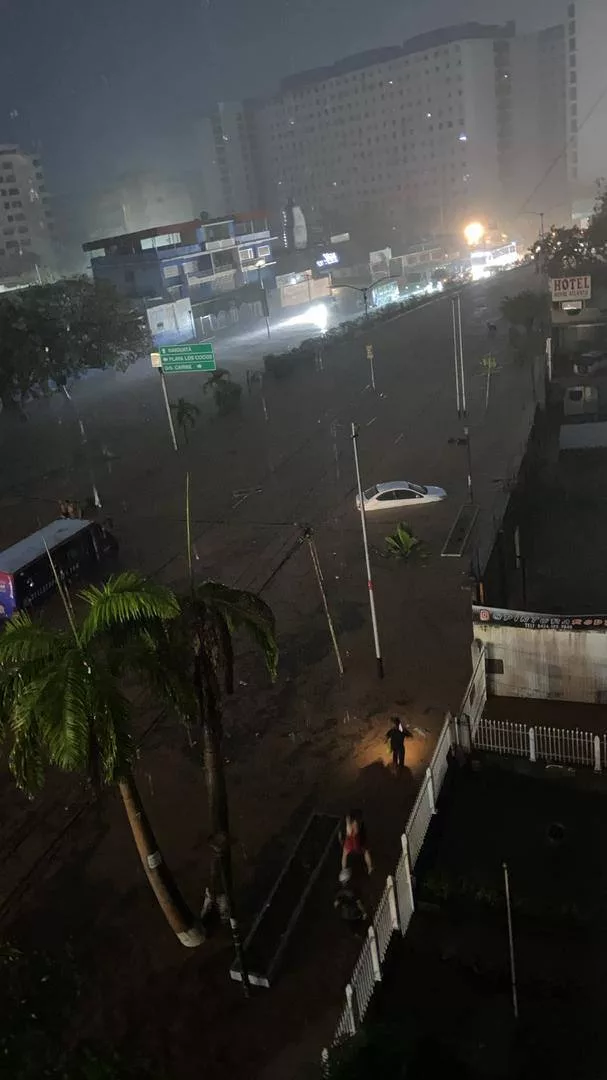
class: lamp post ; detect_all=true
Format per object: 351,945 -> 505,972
336,275 -> 397,319
255,258 -> 272,339
524,210 -> 545,239
351,422 -> 384,679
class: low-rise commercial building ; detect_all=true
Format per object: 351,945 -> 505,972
83,213 -> 276,305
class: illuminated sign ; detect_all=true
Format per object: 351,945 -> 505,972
316,251 -> 339,268
550,276 -> 591,302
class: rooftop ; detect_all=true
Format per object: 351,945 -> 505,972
279,21 -> 516,95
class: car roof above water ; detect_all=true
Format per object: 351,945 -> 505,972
376,481 -> 411,492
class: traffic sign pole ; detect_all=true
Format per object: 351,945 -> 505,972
159,369 -> 178,452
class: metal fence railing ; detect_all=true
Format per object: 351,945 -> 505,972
473,717 -> 603,772
324,712 -> 456,1062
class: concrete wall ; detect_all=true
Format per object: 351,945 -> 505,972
474,606 -> 607,703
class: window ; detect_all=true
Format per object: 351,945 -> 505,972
486,658 -> 504,675
394,489 -> 420,501
163,264 -> 180,279
239,246 -> 254,262
8,188 -> 18,196
11,200 -> 21,208
257,243 -> 271,257
376,491 -> 397,502
17,226 -> 28,234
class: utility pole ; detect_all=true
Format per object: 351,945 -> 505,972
159,368 -> 178,452
351,422 -> 384,679
304,527 -> 344,677
451,297 -> 461,418
457,293 -> 467,418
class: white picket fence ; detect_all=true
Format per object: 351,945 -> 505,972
474,716 -> 606,772
325,711 -> 456,1056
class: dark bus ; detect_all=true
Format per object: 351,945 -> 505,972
0,519 -> 118,619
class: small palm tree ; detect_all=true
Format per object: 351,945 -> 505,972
170,397 -> 200,445
0,572 -> 204,947
203,368 -> 242,415
385,523 -> 420,559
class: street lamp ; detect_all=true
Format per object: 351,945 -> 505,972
337,275 -> 397,318
523,210 -> 545,239
256,258 -> 272,339
463,221 -> 485,247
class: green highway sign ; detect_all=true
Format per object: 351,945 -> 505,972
157,342 -> 216,373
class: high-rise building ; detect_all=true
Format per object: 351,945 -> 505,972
204,20 -> 583,248
0,145 -> 54,274
199,102 -> 259,218
566,0 -> 607,219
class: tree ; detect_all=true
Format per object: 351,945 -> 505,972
136,579 -> 278,920
0,572 -> 203,947
0,277 -> 149,411
170,397 -> 200,445
500,290 -> 548,337
533,178 -> 607,276
203,368 -> 242,415
385,523 -> 420,559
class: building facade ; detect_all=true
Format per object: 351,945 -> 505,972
566,0 -> 607,220
83,214 -> 275,309
199,103 -> 259,219
202,19 -> 585,248
0,145 -> 54,276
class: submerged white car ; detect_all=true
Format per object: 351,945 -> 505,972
356,480 -> 447,511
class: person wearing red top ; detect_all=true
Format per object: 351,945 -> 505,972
340,810 -> 373,877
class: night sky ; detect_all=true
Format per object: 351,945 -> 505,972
0,0 -> 563,198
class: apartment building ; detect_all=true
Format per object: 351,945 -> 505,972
201,19 -> 584,248
567,0 -> 607,219
199,102 -> 259,218
251,24 -> 520,245
0,145 -> 54,273
82,214 -> 275,307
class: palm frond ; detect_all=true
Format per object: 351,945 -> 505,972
0,614 -> 65,668
79,572 -> 180,644
194,581 -> 279,681
8,720 -> 47,794
36,654 -> 93,773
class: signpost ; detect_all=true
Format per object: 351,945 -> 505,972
150,342 -> 216,451
153,342 -> 216,373
550,275 -> 591,302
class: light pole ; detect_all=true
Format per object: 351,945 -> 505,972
524,210 -> 545,239
351,422 -> 384,679
336,275 -> 397,319
256,258 -> 272,339
451,293 -> 467,419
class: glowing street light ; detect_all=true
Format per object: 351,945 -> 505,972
464,221 -> 485,247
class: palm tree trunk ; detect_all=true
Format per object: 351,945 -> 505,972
200,710 -> 233,910
118,772 -> 204,947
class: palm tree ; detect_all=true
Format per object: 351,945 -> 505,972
0,572 -> 204,947
137,580 -> 278,918
203,368 -> 242,415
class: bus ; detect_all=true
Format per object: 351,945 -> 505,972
0,518 -> 118,620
